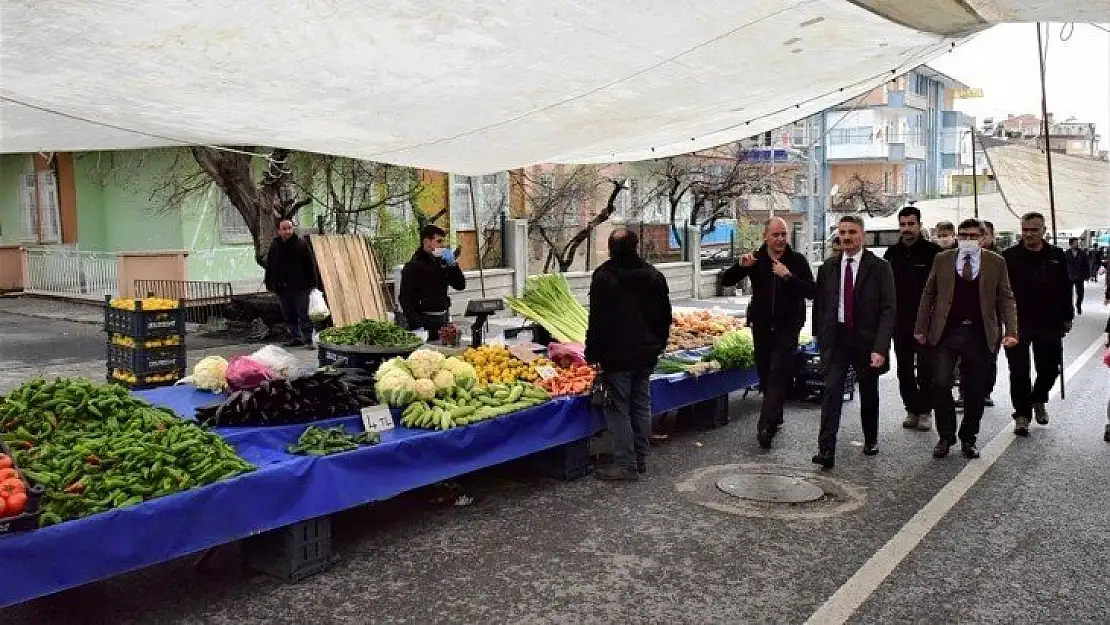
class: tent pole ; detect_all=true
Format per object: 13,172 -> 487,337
467,177 -> 487,295
1036,23 -> 1059,246
969,126 -> 979,219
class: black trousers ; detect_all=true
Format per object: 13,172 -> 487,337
1005,332 -> 1062,418
893,326 -> 933,415
1071,280 -> 1085,311
932,324 -> 990,446
985,348 -> 999,398
277,289 -> 313,342
818,326 -> 880,454
751,324 -> 801,432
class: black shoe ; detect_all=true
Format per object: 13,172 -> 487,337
863,442 -> 879,456
595,466 -> 639,482
757,429 -> 773,449
961,443 -> 980,459
983,396 -> 995,407
811,452 -> 835,469
636,458 -> 647,475
933,439 -> 952,458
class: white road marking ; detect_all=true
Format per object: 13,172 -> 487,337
804,335 -> 1107,625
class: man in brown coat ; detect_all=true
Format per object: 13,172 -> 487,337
915,219 -> 1018,459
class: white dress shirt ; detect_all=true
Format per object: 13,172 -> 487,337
837,249 -> 864,323
955,247 -> 982,279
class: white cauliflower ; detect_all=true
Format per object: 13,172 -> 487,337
412,378 -> 437,401
375,356 -> 412,381
441,356 -> 477,389
181,356 -> 229,393
432,369 -> 456,391
407,349 -> 446,380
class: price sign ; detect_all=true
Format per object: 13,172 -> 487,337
535,365 -> 559,381
360,405 -> 395,434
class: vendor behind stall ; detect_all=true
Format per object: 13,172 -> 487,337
399,225 -> 466,337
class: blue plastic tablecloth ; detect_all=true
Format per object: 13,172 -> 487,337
0,367 -> 756,607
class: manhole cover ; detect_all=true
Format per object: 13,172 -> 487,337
715,472 -> 825,503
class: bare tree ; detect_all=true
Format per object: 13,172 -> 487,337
831,173 -> 899,217
635,143 -> 795,254
292,155 -> 424,234
520,165 -> 625,272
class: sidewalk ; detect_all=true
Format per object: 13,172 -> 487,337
0,294 -> 103,324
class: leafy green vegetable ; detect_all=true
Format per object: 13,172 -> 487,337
319,320 -> 420,347
705,329 -> 756,370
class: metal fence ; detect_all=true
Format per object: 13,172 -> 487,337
24,247 -> 118,299
134,279 -> 233,324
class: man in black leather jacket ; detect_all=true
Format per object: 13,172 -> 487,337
720,217 -> 815,448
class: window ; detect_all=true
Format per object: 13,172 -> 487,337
829,127 -> 873,145
218,193 -> 253,243
19,172 -> 61,244
450,173 -> 508,230
883,171 -> 892,193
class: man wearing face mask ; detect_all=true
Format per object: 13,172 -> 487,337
933,221 -> 956,250
915,219 -> 1018,459
399,225 -> 466,339
884,205 -> 941,431
1002,212 -> 1073,435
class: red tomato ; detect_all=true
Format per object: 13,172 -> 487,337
0,468 -> 18,482
0,454 -> 12,470
0,478 -> 25,498
4,492 -> 26,516
0,497 -> 6,517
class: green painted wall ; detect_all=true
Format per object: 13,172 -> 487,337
0,154 -> 30,246
72,153 -> 107,251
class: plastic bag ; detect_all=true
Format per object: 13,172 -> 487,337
1103,347 -> 1110,368
548,342 -> 587,368
225,356 -> 274,391
308,288 -> 330,322
250,345 -> 299,378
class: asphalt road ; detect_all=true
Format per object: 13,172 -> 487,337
2,288 -> 1109,624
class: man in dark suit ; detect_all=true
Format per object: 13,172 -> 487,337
811,215 -> 896,469
915,219 -> 1019,459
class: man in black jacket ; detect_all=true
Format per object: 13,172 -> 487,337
1065,238 -> 1090,314
811,215 -> 896,468
1003,212 -> 1074,435
264,218 -> 319,348
399,225 -> 466,338
719,217 -> 815,448
585,228 -> 672,481
980,220 -> 1002,406
884,205 -> 941,431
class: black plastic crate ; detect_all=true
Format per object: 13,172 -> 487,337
106,369 -> 184,390
676,394 -> 730,429
529,437 -> 592,481
107,342 -> 186,376
108,333 -> 184,350
791,352 -> 856,403
103,296 -> 186,338
244,516 -> 334,583
0,443 -> 45,535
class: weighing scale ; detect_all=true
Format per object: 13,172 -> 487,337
464,298 -> 504,347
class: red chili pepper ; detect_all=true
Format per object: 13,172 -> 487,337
86,455 -> 100,466
64,481 -> 86,494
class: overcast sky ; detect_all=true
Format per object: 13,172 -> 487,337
929,22 -> 1109,151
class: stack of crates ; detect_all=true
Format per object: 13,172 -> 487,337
104,295 -> 187,389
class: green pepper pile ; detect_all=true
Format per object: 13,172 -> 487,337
318,319 -> 421,347
286,425 -> 380,456
0,378 -> 254,527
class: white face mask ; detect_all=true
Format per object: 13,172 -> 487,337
957,239 -> 980,254
431,247 -> 446,258
936,236 -> 954,248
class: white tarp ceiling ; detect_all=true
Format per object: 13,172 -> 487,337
2,1 -> 1108,175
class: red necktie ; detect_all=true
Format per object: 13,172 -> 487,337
844,258 -> 855,328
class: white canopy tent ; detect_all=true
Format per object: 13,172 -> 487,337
2,1 -> 1108,174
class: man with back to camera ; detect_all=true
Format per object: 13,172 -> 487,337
719,217 -> 816,448
1003,212 -> 1073,436
1088,245 -> 1103,282
980,220 -> 1002,406
1065,237 -> 1090,314
811,215 -> 896,469
883,205 -> 941,432
585,228 -> 672,481
915,219 -> 1018,459
264,217 -> 319,348
399,225 -> 466,339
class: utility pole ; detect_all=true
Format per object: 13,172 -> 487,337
1036,23 -> 1060,247
969,126 -> 979,218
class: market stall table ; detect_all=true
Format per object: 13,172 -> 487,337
0,366 -> 757,607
